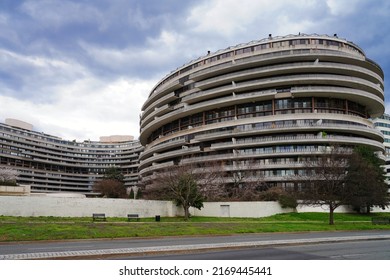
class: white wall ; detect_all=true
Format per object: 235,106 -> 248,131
296,204 -> 389,213
0,196 -> 178,218
0,196 -> 388,218
190,201 -> 293,217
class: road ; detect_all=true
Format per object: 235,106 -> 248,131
1,230 -> 390,259
114,239 -> 390,260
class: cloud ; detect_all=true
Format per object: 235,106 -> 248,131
186,0 -> 327,39
0,76 -> 154,141
1,0 -> 390,142
326,0 -> 366,16
19,0 -> 104,29
78,29 -> 190,79
0,48 -> 88,102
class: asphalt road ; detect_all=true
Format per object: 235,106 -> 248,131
1,230 -> 390,259
114,239 -> 390,260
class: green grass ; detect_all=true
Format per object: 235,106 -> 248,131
0,213 -> 389,242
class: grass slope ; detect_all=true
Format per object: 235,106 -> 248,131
0,213 -> 389,242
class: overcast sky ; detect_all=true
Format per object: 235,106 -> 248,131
1,0 -> 389,141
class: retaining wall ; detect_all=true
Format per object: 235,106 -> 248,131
0,196 -> 387,218
0,196 -> 178,218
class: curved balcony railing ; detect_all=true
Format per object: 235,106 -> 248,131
188,45 -> 368,82
209,135 -> 384,151
139,146 -> 201,169
140,137 -> 188,160
194,61 -> 383,91
142,92 -> 178,118
139,161 -> 175,176
185,74 -> 383,105
193,120 -> 380,142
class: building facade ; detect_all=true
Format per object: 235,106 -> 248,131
0,119 -> 142,194
139,34 -> 385,191
373,114 -> 390,184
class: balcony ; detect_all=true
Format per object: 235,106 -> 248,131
194,61 -> 383,91
140,137 -> 188,160
181,148 -> 326,165
142,92 -> 178,117
139,146 -> 201,169
143,80 -> 182,110
139,161 -> 175,176
193,118 -> 382,143
209,135 -> 385,152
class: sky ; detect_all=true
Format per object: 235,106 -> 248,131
1,0 -> 390,142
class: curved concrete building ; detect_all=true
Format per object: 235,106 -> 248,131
139,34 -> 385,191
0,119 -> 142,194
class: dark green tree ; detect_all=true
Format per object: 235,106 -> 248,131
129,188 -> 135,199
344,146 -> 389,213
103,167 -> 124,182
136,188 -> 143,199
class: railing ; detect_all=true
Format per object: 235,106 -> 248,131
139,161 -> 175,176
194,61 -> 383,89
183,73 -> 383,107
188,43 -> 365,81
139,146 -> 200,169
140,138 -> 187,160
210,135 -> 383,149
195,121 -> 378,141
180,148 -> 325,164
142,92 -> 177,117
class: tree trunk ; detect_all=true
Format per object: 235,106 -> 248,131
329,206 -> 335,225
183,205 -> 190,221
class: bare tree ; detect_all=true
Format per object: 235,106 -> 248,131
0,167 -> 18,185
93,167 -> 127,198
226,160 -> 268,201
294,146 -> 351,225
147,163 -> 204,220
197,161 -> 227,201
93,179 -> 127,198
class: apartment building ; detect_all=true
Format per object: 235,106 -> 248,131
0,118 -> 142,194
373,114 -> 390,183
139,33 -> 385,190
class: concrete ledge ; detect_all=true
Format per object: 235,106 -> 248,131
0,185 -> 30,196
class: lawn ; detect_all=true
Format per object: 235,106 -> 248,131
0,213 -> 389,242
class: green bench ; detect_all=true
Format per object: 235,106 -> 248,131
127,214 -> 140,222
371,217 -> 390,225
92,213 -> 106,222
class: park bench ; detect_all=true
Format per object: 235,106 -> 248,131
127,214 -> 140,222
371,217 -> 390,225
92,213 -> 106,222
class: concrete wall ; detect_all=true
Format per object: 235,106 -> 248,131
0,185 -> 30,196
0,196 -> 179,218
0,196 -> 388,218
190,201 -> 293,218
296,204 -> 389,213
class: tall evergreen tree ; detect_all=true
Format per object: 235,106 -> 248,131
344,146 -> 389,213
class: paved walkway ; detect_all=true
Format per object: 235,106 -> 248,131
2,234 -> 390,260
